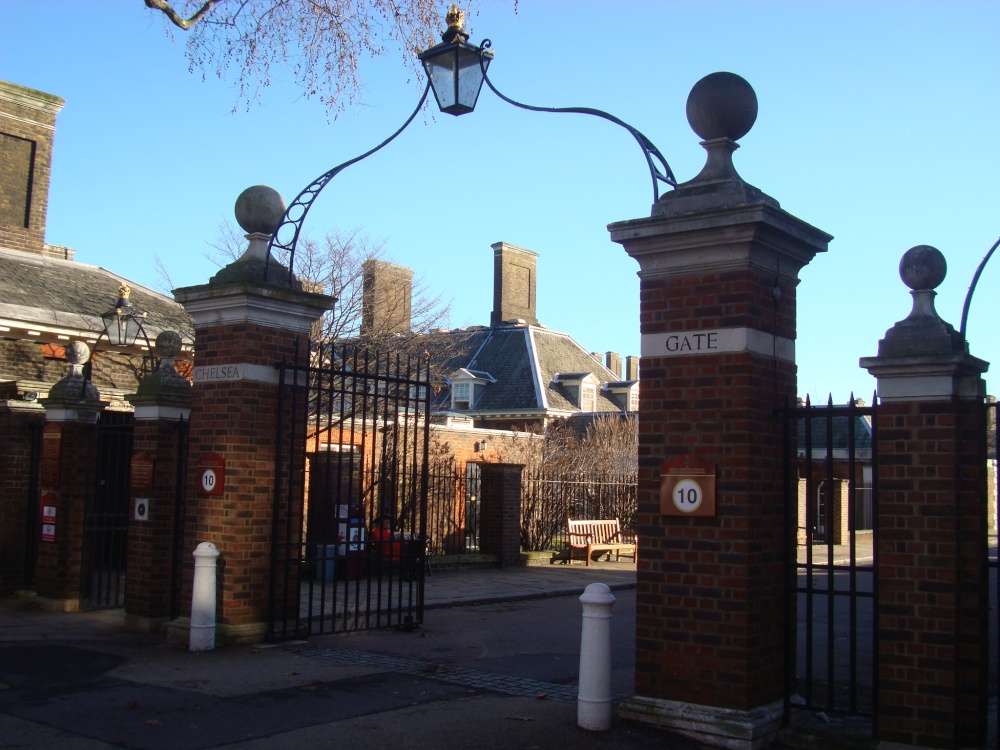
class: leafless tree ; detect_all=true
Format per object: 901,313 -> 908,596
489,415 -> 638,550
144,0 -> 516,116
206,221 -> 451,348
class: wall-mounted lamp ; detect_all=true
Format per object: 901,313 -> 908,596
475,439 -> 488,453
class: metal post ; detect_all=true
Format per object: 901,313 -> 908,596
578,582 -> 616,731
190,542 -> 220,652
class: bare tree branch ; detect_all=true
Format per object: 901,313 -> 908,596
144,0 -> 219,30
142,0 -> 518,116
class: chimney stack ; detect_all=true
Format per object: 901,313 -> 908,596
362,260 -> 413,337
0,81 -> 65,257
625,355 -> 639,381
605,352 -> 622,379
491,242 -> 538,327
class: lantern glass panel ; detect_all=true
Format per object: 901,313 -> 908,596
122,314 -> 141,347
422,49 -> 459,113
455,45 -> 489,113
421,42 -> 491,116
102,309 -> 141,347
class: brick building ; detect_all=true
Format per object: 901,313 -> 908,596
0,79 -> 192,595
362,242 -> 640,432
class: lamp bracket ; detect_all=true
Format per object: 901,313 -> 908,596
477,39 -> 677,204
267,82 -> 432,285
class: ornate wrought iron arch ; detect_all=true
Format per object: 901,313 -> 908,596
265,50 -> 677,285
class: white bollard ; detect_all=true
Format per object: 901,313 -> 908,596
578,582 -> 616,731
190,542 -> 220,652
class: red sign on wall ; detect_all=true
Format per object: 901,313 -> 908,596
660,454 -> 717,517
130,451 -> 155,494
196,452 -> 226,496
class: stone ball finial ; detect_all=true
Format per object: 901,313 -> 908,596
65,340 -> 90,365
686,72 -> 758,142
155,330 -> 182,359
900,245 -> 947,291
234,185 -> 286,235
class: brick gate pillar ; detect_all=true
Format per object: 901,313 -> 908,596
609,74 -> 831,748
123,331 -> 191,632
479,463 -> 523,568
861,245 -> 989,749
36,341 -> 107,611
171,186 -> 333,645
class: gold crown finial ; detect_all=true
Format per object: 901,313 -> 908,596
446,4 -> 464,31
118,283 -> 131,300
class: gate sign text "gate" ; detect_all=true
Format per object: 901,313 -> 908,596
660,455 -> 716,517
196,452 -> 226,496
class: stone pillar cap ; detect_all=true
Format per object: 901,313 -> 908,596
41,341 -> 108,420
873,246 -> 969,358
653,72 -> 778,218
209,186 -> 301,289
861,245 -> 989,398
42,341 -> 102,405
127,330 -> 192,407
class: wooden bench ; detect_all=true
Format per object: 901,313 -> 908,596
553,518 -> 637,566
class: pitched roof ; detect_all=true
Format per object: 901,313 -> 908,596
0,248 -> 193,347
430,322 -> 628,418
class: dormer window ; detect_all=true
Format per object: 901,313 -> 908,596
447,368 -> 495,411
453,381 -> 472,410
602,380 -> 639,413
552,372 -> 602,413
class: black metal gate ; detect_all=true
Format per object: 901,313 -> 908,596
782,396 -> 877,721
269,342 -> 431,639
80,409 -> 134,610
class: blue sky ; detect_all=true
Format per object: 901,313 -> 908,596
3,1 -> 999,401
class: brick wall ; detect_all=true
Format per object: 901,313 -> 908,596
0,339 -> 143,397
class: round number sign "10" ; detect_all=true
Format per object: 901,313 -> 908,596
672,478 -> 704,513
196,452 -> 226,496
660,455 -> 716,516
200,468 -> 217,494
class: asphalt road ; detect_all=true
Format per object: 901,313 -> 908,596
0,589 -> 711,750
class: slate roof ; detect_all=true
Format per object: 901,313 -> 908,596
430,322 -> 628,418
0,247 -> 193,345
795,407 -> 873,457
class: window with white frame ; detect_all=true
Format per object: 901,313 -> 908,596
452,381 -> 472,410
581,383 -> 597,412
628,387 -> 639,412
